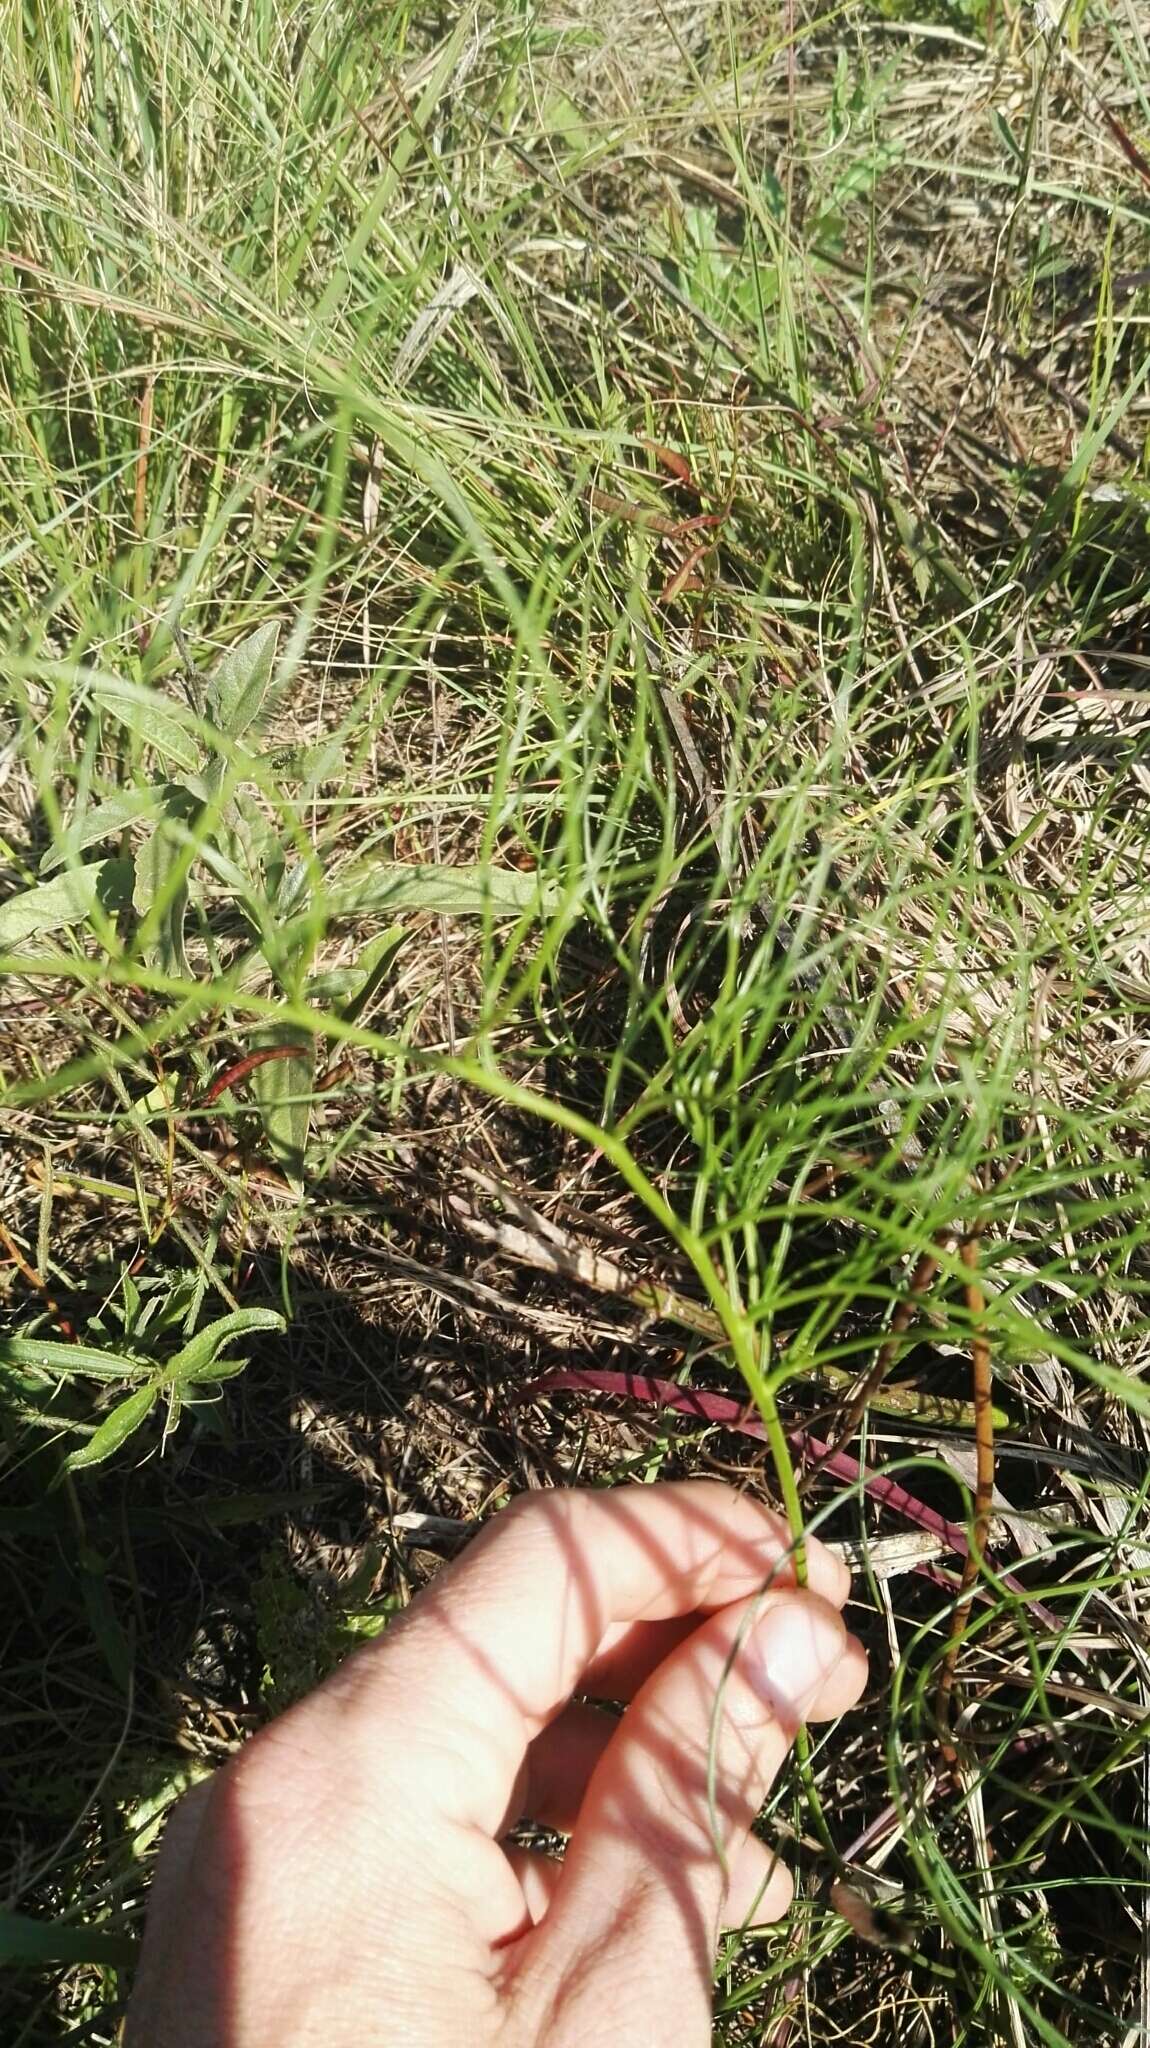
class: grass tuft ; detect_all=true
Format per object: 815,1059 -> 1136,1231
2,0 -> 1149,2039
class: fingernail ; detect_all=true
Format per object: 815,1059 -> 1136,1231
744,1599 -> 845,1720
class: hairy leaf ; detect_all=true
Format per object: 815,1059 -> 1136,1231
247,1030 -> 314,1187
0,860 -> 132,948
164,1308 -> 286,1385
205,619 -> 282,739
39,787 -> 163,873
66,1384 -> 157,1471
0,1337 -> 152,1383
331,862 -> 560,919
88,676 -> 201,770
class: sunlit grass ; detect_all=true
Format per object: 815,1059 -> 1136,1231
2,0 -> 1150,2039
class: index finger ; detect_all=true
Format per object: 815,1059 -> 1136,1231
326,1481 -> 849,1838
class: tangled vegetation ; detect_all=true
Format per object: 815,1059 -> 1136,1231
2,0 -> 1149,2039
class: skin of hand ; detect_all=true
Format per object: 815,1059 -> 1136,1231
125,1480 -> 867,2047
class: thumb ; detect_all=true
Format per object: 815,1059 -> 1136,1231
510,1589 -> 865,2044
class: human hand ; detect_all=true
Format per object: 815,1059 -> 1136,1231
125,1481 -> 866,2046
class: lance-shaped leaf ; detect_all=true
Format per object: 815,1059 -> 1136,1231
163,1308 -> 286,1385
66,1384 -> 158,1471
205,620 -> 282,740
0,860 -> 132,948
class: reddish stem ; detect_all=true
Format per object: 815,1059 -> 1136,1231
520,1367 -> 1062,1631
201,1044 -> 309,1107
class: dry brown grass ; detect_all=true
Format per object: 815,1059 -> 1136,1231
3,1 -> 1150,2041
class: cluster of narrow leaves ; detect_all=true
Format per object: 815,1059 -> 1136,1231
2,622 -> 561,1183
1,1308 -> 285,1474
2,623 -> 283,966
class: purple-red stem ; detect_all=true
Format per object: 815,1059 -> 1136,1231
520,1367 -> 1061,1632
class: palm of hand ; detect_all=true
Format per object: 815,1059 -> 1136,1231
127,1483 -> 866,2046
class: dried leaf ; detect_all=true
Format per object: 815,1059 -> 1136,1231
363,439 -> 382,536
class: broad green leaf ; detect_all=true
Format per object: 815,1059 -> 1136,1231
330,863 -> 560,919
305,966 -> 367,1002
137,803 -> 255,906
164,1308 -> 285,1386
178,1353 -> 246,1387
225,787 -> 282,872
206,619 -> 282,739
88,676 -> 201,770
340,1610 -> 392,1642
132,786 -> 203,974
889,499 -> 934,603
888,499 -> 973,605
342,925 -> 405,1022
0,1336 -> 152,1382
124,1761 -> 210,1856
130,1071 -> 179,1121
121,1269 -> 142,1329
259,864 -> 323,993
0,1357 -> 61,1406
66,1383 -> 157,1470
0,1909 -> 135,1968
132,861 -> 188,976
0,859 -> 132,947
39,787 -> 163,873
274,859 -> 310,918
305,925 -> 404,1016
191,835 -> 255,899
131,785 -> 201,915
296,735 -> 350,789
248,1029 -> 314,1187
133,827 -> 177,922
